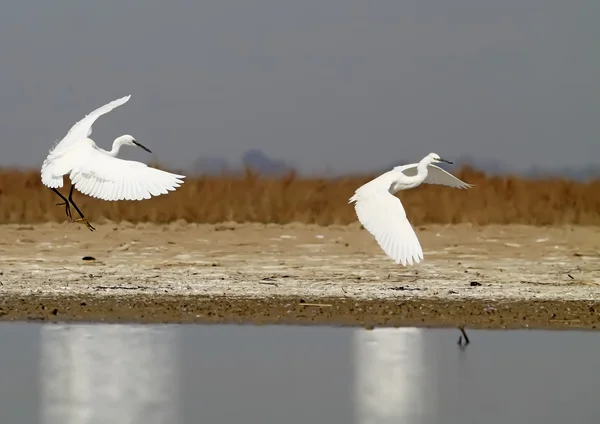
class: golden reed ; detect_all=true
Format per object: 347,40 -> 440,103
0,166 -> 599,225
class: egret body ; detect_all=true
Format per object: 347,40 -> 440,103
40,95 -> 185,231
349,153 -> 473,266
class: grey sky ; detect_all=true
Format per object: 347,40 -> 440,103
1,0 -> 598,174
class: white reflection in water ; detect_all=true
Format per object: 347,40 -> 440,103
39,324 -> 179,424
354,327 -> 434,424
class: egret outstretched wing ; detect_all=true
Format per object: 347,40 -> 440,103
67,145 -> 185,201
50,95 -> 131,154
395,164 -> 473,189
350,189 -> 423,266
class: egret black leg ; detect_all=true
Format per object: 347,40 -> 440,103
68,186 -> 95,232
51,188 -> 72,219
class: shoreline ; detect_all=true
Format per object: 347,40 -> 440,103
1,222 -> 599,329
1,294 -> 598,330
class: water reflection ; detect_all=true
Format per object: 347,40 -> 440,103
39,324 -> 180,424
4,323 -> 596,424
354,327 -> 435,424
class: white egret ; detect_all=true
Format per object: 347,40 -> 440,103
40,95 -> 185,231
349,153 -> 473,266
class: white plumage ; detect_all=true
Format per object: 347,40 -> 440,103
349,152 -> 473,266
40,95 -> 186,230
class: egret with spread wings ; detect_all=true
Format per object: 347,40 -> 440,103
40,95 -> 186,231
349,153 -> 473,266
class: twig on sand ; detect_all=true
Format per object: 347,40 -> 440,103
457,325 -> 470,349
94,285 -> 146,290
299,303 -> 332,308
258,281 -> 279,287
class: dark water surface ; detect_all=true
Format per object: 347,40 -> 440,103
0,323 -> 598,424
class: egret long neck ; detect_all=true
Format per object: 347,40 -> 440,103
107,140 -> 124,157
396,162 -> 428,190
406,161 -> 429,187
390,163 -> 429,192
416,161 -> 429,180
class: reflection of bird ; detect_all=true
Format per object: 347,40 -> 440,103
354,327 -> 431,424
40,325 -> 180,423
40,95 -> 186,231
349,153 -> 473,266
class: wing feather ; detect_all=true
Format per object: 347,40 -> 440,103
350,188 -> 423,266
41,95 -> 132,188
50,95 -> 131,155
68,145 -> 185,201
395,164 -> 473,189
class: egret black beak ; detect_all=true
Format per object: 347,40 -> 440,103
438,158 -> 453,164
133,140 -> 152,153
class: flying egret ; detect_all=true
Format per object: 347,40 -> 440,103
349,153 -> 473,266
40,95 -> 186,231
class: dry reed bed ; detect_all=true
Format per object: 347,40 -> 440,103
0,166 -> 599,225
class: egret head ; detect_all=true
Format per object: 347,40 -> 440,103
427,152 -> 452,165
116,135 -> 152,153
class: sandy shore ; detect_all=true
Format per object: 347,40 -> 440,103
1,221 -> 599,329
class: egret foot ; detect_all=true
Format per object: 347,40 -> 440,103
55,201 -> 72,219
64,185 -> 95,231
51,188 -> 72,219
74,217 -> 96,232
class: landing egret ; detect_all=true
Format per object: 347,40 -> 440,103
40,95 -> 185,231
349,153 -> 473,266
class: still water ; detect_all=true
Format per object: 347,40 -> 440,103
0,323 -> 598,424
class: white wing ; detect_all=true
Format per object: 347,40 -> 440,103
394,164 -> 473,189
65,144 -> 185,201
349,184 -> 423,266
50,95 -> 131,154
